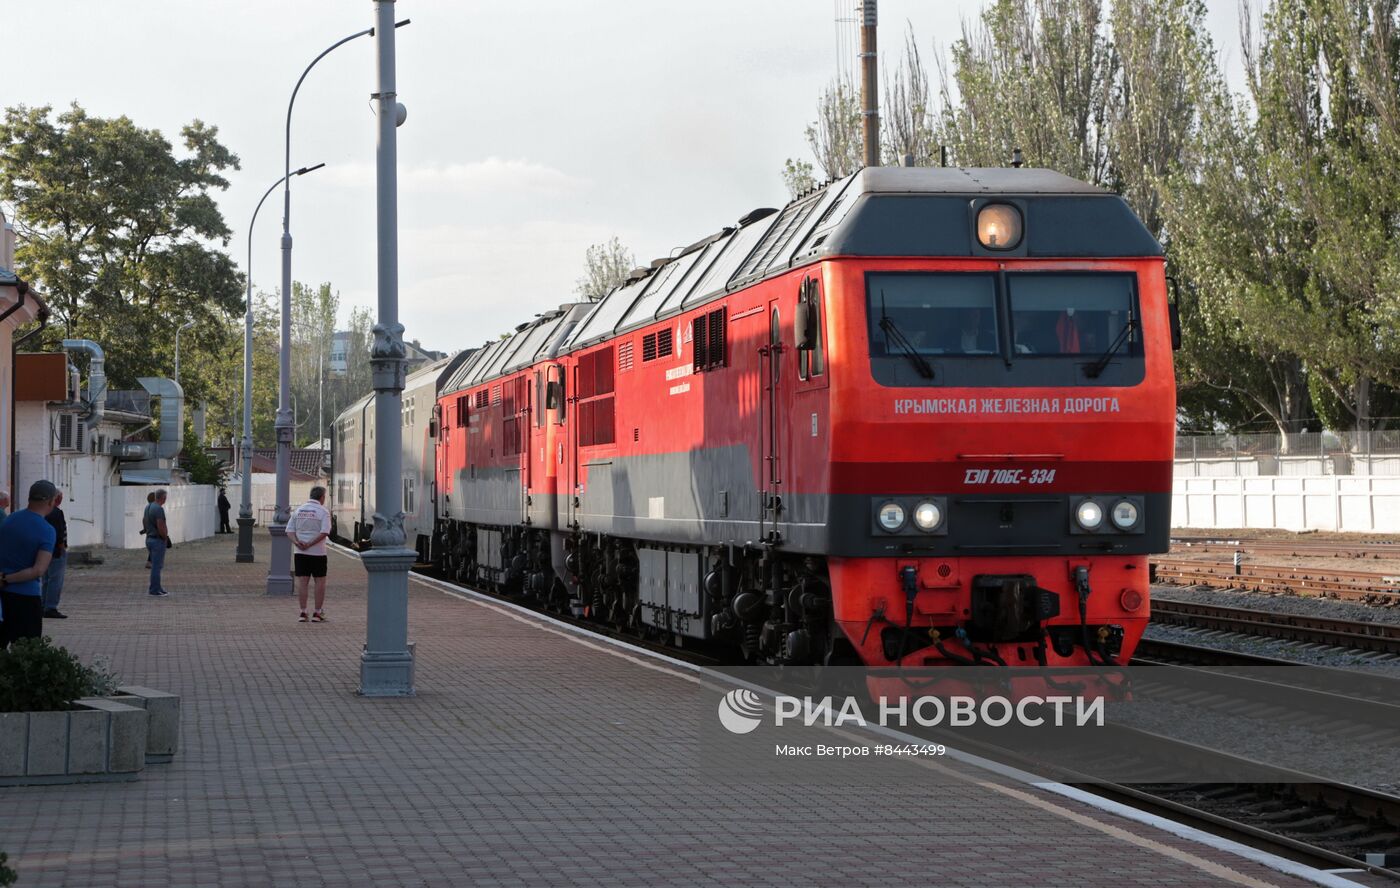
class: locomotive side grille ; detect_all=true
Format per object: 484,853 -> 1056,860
657,327 -> 673,358
490,385 -> 502,406
618,340 -> 634,372
578,397 -> 616,446
694,313 -> 709,371
502,416 -> 522,455
706,308 -> 726,369
642,333 -> 658,362
693,308 -> 727,372
474,390 -> 489,409
577,346 -> 617,446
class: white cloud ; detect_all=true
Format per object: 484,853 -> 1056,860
320,158 -> 590,197
339,218 -> 630,353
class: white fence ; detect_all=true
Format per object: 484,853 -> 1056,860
228,474 -> 318,527
1172,475 -> 1400,533
105,485 -> 219,549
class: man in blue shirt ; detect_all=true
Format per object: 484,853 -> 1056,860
0,480 -> 58,647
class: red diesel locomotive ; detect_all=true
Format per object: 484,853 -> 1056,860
336,165 -> 1177,680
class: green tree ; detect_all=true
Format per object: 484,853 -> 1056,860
1240,0 -> 1400,430
575,237 -> 634,302
1164,90 -> 1318,437
291,281 -> 338,447
181,422 -> 227,485
882,25 -> 936,166
781,158 -> 818,199
935,0 -> 1117,182
0,104 -> 242,409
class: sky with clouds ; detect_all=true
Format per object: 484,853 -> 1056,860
6,1 -> 1246,354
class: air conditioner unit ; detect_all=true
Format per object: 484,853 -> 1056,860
57,414 -> 76,451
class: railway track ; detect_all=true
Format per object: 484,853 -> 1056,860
1150,598 -> 1400,656
1152,556 -> 1400,604
1118,637 -> 1400,877
353,547 -> 1400,880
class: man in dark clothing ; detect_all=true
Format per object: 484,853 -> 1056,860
42,490 -> 68,619
144,489 -> 170,596
0,480 -> 58,646
217,487 -> 232,534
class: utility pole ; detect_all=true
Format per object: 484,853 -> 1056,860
859,0 -> 879,169
360,0 -> 415,696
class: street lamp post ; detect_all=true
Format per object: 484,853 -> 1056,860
268,26 -> 375,595
238,164 -> 324,564
360,0 -> 415,696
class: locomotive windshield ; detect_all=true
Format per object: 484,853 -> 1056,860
869,273 -> 998,357
866,271 -> 1144,388
1007,274 -> 1137,357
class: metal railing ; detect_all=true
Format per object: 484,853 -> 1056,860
1176,424 -> 1400,476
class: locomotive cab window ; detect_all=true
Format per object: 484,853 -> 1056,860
1008,273 -> 1138,358
867,273 -> 999,358
866,271 -> 1146,388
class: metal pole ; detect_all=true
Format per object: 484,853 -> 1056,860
360,0 -> 415,696
269,28 -> 372,596
859,0 -> 879,168
238,166 -> 323,563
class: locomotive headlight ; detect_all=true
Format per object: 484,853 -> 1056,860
1111,499 -> 1140,530
912,500 -> 942,531
1075,500 -> 1104,531
976,203 -> 1023,250
877,502 -> 906,532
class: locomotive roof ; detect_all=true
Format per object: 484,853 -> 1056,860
440,303 -> 592,395
433,165 -> 1162,393
560,166 -> 1160,351
856,166 -> 1107,194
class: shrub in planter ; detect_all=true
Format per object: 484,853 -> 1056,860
84,655 -> 122,697
0,637 -> 90,712
0,851 -> 15,887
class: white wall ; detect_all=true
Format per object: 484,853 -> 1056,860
226,474 -> 318,525
105,485 -> 218,548
13,404 -> 130,548
1172,474 -> 1400,533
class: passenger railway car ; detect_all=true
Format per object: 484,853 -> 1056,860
331,354 -> 467,559
339,166 -> 1178,679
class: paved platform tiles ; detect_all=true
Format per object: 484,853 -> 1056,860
0,536 -> 1351,887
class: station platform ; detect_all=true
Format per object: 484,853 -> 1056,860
0,537 -> 1365,887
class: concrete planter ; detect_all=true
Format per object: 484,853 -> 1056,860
0,699 -> 147,786
110,686 -> 180,762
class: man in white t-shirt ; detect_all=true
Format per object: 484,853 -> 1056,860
288,486 -> 332,622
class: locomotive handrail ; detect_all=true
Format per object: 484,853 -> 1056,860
956,453 -> 1066,460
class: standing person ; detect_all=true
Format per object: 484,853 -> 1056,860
0,481 -> 58,646
217,487 -> 232,534
42,490 -> 68,619
144,489 -> 171,597
0,489 -> 9,520
142,491 -> 155,569
289,486 -> 331,623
